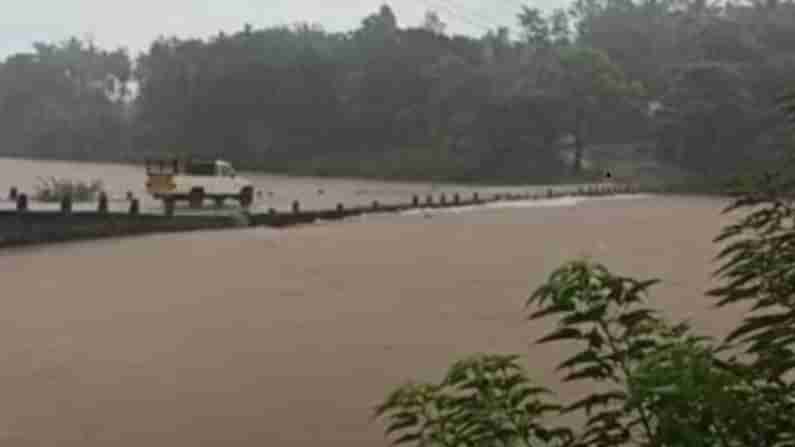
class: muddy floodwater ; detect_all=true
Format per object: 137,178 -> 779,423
0,189 -> 747,446
0,157 -> 600,214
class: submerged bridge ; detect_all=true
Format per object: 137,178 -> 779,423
0,182 -> 649,248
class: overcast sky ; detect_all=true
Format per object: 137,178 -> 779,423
0,0 -> 564,59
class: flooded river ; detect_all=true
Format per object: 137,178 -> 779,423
0,158 -> 740,447
0,157 -> 600,214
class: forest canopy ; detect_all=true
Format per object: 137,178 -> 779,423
0,0 -> 792,183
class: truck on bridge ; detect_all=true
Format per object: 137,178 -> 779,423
145,158 -> 254,209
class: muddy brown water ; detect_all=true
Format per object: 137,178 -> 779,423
0,157 -> 604,214
0,159 -> 745,446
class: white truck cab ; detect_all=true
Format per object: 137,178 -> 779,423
145,158 -> 254,208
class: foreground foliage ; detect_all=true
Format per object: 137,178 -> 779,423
377,169 -> 795,446
375,355 -> 572,447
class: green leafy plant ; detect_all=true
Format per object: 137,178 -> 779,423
375,354 -> 572,447
707,168 -> 795,446
527,260 -> 667,446
627,335 -> 765,446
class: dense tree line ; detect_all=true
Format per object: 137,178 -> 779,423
0,38 -> 132,161
1,0 -> 794,182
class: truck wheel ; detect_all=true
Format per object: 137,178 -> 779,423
189,189 -> 204,209
163,198 -> 176,216
239,187 -> 253,208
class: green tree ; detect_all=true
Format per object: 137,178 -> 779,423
654,62 -> 763,174
422,11 -> 447,35
549,9 -> 572,46
548,47 -> 643,173
0,38 -> 132,161
6,0 -> 794,182
519,7 -> 551,47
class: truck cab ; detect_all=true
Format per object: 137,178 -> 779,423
145,158 -> 254,209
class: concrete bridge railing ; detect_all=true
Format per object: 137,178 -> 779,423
0,182 -> 649,248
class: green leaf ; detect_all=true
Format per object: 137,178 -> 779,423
563,304 -> 608,325
537,426 -> 575,443
586,328 -> 606,349
392,432 -> 422,445
386,415 -> 420,434
727,313 -> 795,343
617,309 -> 658,329
529,301 -> 576,320
564,365 -> 611,382
625,279 -> 661,298
537,327 -> 584,344
557,350 -> 603,371
714,285 -> 763,307
584,409 -> 625,427
567,391 -> 627,415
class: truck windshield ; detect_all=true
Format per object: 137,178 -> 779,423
186,162 -> 216,176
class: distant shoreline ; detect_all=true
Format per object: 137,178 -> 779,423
0,154 -> 601,188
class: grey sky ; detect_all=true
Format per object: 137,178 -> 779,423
0,0 -> 565,59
